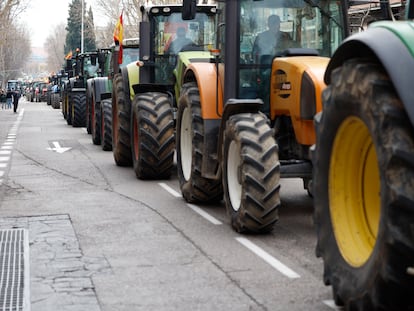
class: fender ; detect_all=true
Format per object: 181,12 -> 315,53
93,77 -> 110,102
119,63 -> 134,107
184,63 -> 262,179
325,24 -> 414,125
183,62 -> 224,119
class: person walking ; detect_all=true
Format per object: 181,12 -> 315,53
12,89 -> 19,113
6,88 -> 13,109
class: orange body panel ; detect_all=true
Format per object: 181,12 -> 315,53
184,62 -> 224,120
270,56 -> 329,145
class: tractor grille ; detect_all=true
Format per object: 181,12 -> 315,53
0,229 -> 29,311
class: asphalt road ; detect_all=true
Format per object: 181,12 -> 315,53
0,98 -> 341,311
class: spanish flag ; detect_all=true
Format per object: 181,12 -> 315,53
65,50 -> 73,60
113,12 -> 124,64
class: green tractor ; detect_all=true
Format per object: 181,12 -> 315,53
66,51 -> 101,127
111,4 -> 216,179
88,39 -> 139,151
312,0 -> 414,308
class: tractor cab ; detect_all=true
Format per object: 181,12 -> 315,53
212,0 -> 348,107
138,4 -> 216,87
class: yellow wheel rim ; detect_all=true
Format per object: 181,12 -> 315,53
329,116 -> 380,267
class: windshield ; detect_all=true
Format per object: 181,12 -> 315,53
151,9 -> 216,84
238,0 -> 345,62
230,0 -> 346,101
121,47 -> 140,67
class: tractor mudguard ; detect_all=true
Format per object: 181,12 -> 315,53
184,62 -> 224,120
93,77 -> 110,103
325,25 -> 414,126
119,63 -> 135,106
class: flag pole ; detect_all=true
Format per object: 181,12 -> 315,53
81,0 -> 84,53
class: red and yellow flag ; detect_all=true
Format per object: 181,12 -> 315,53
113,12 -> 124,64
65,50 -> 73,60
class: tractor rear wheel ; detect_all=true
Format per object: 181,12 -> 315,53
313,59 -> 414,310
51,93 -> 60,109
112,73 -> 132,166
101,99 -> 112,151
131,92 -> 175,179
71,93 -> 86,127
176,82 -> 223,202
92,97 -> 101,145
223,112 -> 280,233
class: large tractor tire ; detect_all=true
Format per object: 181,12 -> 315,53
223,112 -> 280,233
66,96 -> 73,126
71,93 -> 86,128
91,95 -> 101,145
112,73 -> 132,166
51,93 -> 60,109
101,99 -> 112,151
86,88 -> 93,134
131,92 -> 175,179
176,82 -> 223,202
313,58 -> 414,310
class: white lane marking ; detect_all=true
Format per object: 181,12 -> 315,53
0,163 -> 7,168
1,146 -> 12,150
0,157 -> 10,162
187,204 -> 222,225
235,237 -> 301,279
323,300 -> 343,310
158,183 -> 222,225
0,171 -> 4,177
46,141 -> 71,153
3,142 -> 14,145
158,183 -> 181,198
0,151 -> 11,155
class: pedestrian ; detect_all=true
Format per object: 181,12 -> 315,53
12,89 -> 19,113
6,88 -> 13,109
0,89 -> 6,109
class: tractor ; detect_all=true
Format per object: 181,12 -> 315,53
178,0 -> 348,233
312,0 -> 414,308
65,50 -> 101,127
89,38 -> 139,151
111,4 -> 216,179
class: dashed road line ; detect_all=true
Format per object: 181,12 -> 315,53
323,300 -> 343,310
235,237 -> 301,279
187,204 -> 222,225
158,182 -> 181,197
0,108 -> 24,183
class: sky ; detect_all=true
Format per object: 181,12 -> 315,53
20,0 -> 106,47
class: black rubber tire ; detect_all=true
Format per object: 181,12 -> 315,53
86,87 -> 93,134
101,99 -> 113,151
91,96 -> 101,145
313,59 -> 414,310
112,73 -> 132,166
62,89 -> 68,120
71,93 -> 86,128
131,92 -> 175,180
176,82 -> 223,202
51,93 -> 60,109
66,95 -> 73,126
223,112 -> 280,233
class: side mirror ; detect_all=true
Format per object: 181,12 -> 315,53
182,0 -> 196,20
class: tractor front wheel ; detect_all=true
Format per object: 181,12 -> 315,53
313,59 -> 414,310
131,92 -> 175,179
223,112 -> 280,233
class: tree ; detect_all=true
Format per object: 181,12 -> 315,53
0,0 -> 30,86
84,6 -> 96,52
44,23 -> 66,73
64,0 -> 96,55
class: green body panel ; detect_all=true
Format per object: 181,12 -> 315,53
371,21 -> 414,57
126,61 -> 140,101
174,51 -> 212,101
